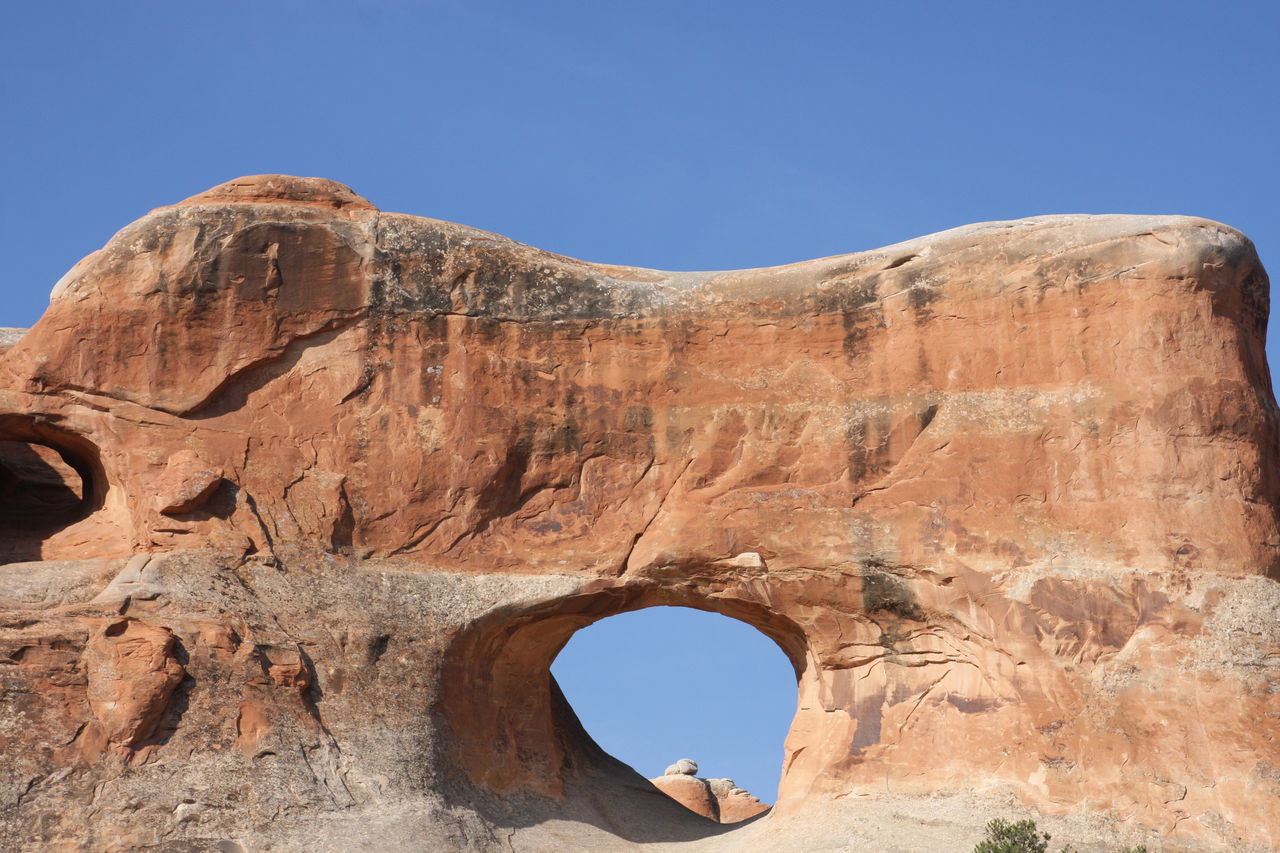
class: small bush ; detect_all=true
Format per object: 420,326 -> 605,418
974,818 -> 1051,853
976,819 -> 1150,853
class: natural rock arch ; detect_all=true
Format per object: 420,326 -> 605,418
438,575 -> 812,800
0,175 -> 1276,851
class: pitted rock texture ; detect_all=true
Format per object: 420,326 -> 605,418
0,176 -> 1278,852
664,759 -> 699,777
84,617 -> 186,749
0,328 -> 25,354
706,778 -> 769,824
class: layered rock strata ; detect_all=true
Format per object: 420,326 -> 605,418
0,175 -> 1277,852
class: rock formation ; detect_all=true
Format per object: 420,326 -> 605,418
706,778 -> 770,824
647,760 -> 770,824
0,328 -> 25,355
650,760 -> 721,821
664,759 -> 699,778
1,175 -> 1278,852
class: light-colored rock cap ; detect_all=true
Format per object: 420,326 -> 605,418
0,327 -> 27,352
706,778 -> 742,797
663,758 -> 698,776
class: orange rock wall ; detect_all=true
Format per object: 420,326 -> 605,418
4,179 -> 1276,578
0,176 -> 1277,852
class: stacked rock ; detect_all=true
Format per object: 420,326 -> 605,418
648,759 -> 769,823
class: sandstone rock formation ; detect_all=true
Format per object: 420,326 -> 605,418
650,760 -> 720,822
664,759 -> 699,778
706,778 -> 770,824
1,175 -> 1278,852
83,617 -> 186,750
0,328 -> 25,354
647,761 -> 770,824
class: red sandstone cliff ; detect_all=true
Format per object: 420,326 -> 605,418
0,176 -> 1276,852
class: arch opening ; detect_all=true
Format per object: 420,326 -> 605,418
0,416 -> 107,562
438,581 -> 815,840
551,605 -> 796,823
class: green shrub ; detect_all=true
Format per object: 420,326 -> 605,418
975,820 -> 1149,853
974,818 -> 1051,853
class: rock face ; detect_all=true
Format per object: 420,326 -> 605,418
650,765 -> 719,821
647,761 -> 770,824
152,450 -> 224,516
0,328 -> 25,354
664,758 -> 699,778
0,175 -> 1278,852
84,618 -> 186,749
706,778 -> 770,823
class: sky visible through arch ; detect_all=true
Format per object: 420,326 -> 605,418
2,0 -> 1278,807
552,607 -> 797,800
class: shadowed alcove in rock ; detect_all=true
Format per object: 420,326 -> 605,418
0,416 -> 106,562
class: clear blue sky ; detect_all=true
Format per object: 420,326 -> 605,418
553,607 -> 796,800
3,0 -> 1277,805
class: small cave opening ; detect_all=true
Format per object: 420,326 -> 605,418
0,440 -> 85,524
550,605 -> 798,824
0,418 -> 105,561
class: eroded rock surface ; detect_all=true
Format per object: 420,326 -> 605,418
706,778 -> 769,823
651,770 -> 719,822
84,617 -> 186,749
648,762 -> 770,824
0,176 -> 1277,852
664,759 -> 699,777
0,328 -> 25,354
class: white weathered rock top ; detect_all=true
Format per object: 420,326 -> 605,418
663,758 -> 698,776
